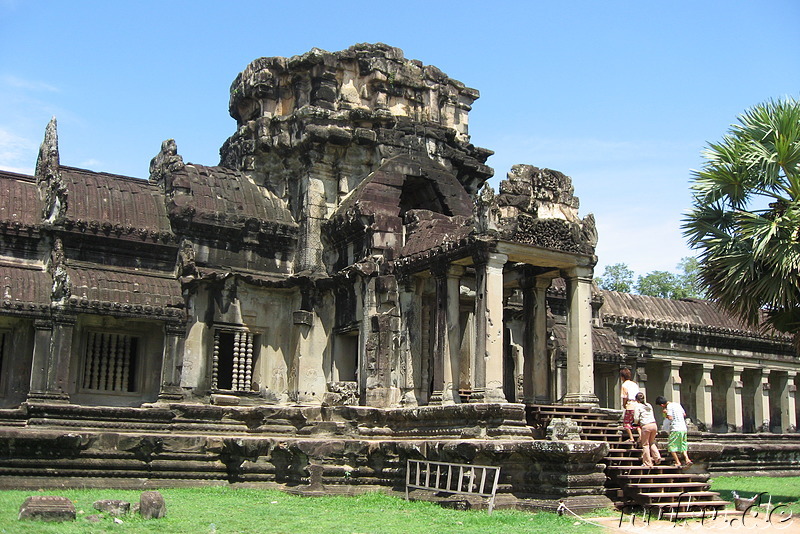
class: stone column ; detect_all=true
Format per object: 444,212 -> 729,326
727,366 -> 744,433
292,307 -> 328,406
522,275 -> 552,404
562,266 -> 598,405
753,370 -> 771,432
443,265 -> 464,404
696,364 -> 713,431
791,373 -> 799,433
777,372 -> 796,433
429,266 -> 448,405
158,322 -> 186,402
26,319 -> 54,402
471,252 -> 507,403
28,315 -> 74,403
664,362 -> 682,403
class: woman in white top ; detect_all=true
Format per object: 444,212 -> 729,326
620,368 -> 639,442
633,392 -> 662,467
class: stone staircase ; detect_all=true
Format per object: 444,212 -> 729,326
526,404 -> 730,518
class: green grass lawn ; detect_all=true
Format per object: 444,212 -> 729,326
0,487 -> 605,534
0,477 -> 796,533
711,476 -> 800,514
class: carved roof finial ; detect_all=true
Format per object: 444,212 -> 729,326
149,138 -> 185,188
35,117 -> 59,185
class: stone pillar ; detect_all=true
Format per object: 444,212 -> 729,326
522,275 -> 552,404
293,307 -> 329,406
753,370 -> 771,432
158,322 -> 186,402
429,266 -> 448,405
27,319 -> 53,402
778,372 -> 796,433
664,362 -> 681,402
727,366 -> 744,433
791,373 -> 799,433
27,316 -> 74,403
696,364 -> 713,431
562,266 -> 598,405
443,265 -> 464,404
471,252 -> 507,403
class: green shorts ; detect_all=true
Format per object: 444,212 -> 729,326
668,431 -> 687,452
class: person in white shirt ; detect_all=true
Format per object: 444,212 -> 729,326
655,395 -> 692,467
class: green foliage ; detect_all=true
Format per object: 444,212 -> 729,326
596,257 -> 704,299
683,96 -> 800,340
596,263 -> 634,293
0,487 -> 604,533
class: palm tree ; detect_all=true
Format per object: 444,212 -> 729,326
683,97 -> 800,346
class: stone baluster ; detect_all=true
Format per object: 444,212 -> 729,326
83,332 -> 96,389
121,335 -> 131,392
211,331 -> 220,390
111,334 -> 122,391
245,333 -> 253,391
98,333 -> 109,391
232,332 -> 242,391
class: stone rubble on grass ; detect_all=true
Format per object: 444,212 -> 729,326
17,491 -> 166,522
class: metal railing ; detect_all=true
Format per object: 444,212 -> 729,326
405,459 -> 501,514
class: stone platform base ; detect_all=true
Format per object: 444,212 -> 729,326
0,402 -> 612,512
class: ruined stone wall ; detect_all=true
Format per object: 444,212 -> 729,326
181,281 -> 301,402
219,43 -> 493,274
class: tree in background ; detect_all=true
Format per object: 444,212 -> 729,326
596,257 -> 704,299
596,263 -> 634,293
683,97 -> 800,340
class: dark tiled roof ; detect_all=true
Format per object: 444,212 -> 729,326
65,266 -> 183,317
0,170 -> 42,229
552,324 -> 625,359
58,166 -> 173,237
170,164 -> 295,228
601,290 -> 749,330
0,263 -> 51,310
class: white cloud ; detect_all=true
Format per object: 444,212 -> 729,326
595,209 -> 694,277
0,127 -> 36,174
78,158 -> 103,170
1,75 -> 59,93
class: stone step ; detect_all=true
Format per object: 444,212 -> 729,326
639,491 -> 721,501
627,482 -> 710,490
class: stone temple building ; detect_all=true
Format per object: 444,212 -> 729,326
0,44 -> 797,508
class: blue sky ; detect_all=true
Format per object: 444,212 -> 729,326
1,1 -> 798,277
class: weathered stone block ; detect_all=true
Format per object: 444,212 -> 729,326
93,499 -> 130,516
18,495 -> 76,522
139,490 -> 166,519
211,394 -> 240,406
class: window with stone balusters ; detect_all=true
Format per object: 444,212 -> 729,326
211,329 -> 259,392
81,332 -> 139,393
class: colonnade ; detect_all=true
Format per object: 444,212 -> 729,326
645,361 -> 798,433
426,250 -> 597,407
